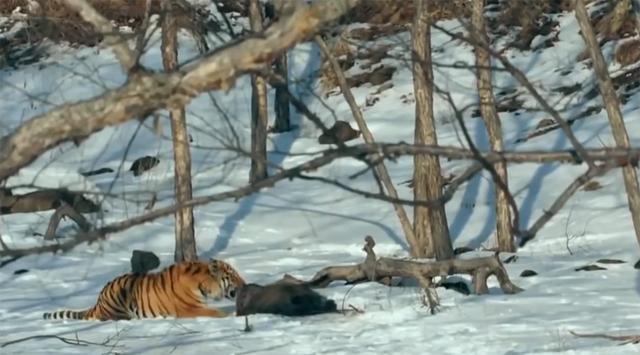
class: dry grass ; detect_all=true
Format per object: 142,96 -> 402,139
592,0 -> 636,41
347,65 -> 395,88
342,0 -> 470,26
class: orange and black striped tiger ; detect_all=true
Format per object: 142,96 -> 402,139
43,259 -> 245,321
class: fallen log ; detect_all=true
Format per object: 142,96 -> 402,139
0,188 -> 100,215
281,236 -> 523,313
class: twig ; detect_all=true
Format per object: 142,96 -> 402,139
1,334 -> 117,348
570,330 -> 640,345
520,165 -> 613,246
340,284 -> 359,313
347,304 -> 364,314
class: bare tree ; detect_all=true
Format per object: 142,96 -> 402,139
575,0 -> 640,248
471,0 -> 513,252
411,0 -> 453,260
162,0 -> 197,262
248,0 -> 269,183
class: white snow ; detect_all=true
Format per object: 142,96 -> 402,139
1,8 -> 640,355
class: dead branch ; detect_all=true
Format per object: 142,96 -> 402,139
282,236 -> 523,313
1,334 -> 117,348
570,330 -> 640,345
0,0 -> 362,182
315,35 -> 418,257
519,165 -> 614,246
43,201 -> 93,240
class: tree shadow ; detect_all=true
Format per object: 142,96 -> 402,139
254,202 -> 408,250
206,44 -> 321,256
449,118 -> 490,243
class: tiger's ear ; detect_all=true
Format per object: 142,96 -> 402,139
208,259 -> 222,274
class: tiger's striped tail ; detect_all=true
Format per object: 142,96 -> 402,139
43,309 -> 90,320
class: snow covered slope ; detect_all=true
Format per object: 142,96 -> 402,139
1,7 -> 640,355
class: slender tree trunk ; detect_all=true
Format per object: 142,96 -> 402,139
575,0 -> 640,248
471,0 -> 513,252
411,0 -> 453,260
249,0 -> 268,183
272,53 -> 291,133
161,0 -> 197,262
315,36 -> 419,258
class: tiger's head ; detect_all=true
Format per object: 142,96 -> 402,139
207,259 -> 246,300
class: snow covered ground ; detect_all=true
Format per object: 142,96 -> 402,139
1,6 -> 640,355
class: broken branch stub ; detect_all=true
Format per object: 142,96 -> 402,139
43,201 -> 93,241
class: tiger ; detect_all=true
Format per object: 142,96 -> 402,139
43,259 -> 245,321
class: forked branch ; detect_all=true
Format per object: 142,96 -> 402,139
281,236 -> 523,313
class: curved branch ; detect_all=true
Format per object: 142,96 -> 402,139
0,0 -> 361,182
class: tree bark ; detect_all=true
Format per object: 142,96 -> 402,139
315,36 -> 419,258
272,53 -> 291,133
471,0 -> 513,252
162,0 -> 197,262
411,0 -> 453,260
575,0 -> 640,248
249,0 -> 269,183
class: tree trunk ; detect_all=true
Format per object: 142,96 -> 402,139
272,53 -> 291,133
471,0 -> 514,252
162,0 -> 197,262
249,0 -> 269,183
575,0 -> 640,248
411,0 -> 453,260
